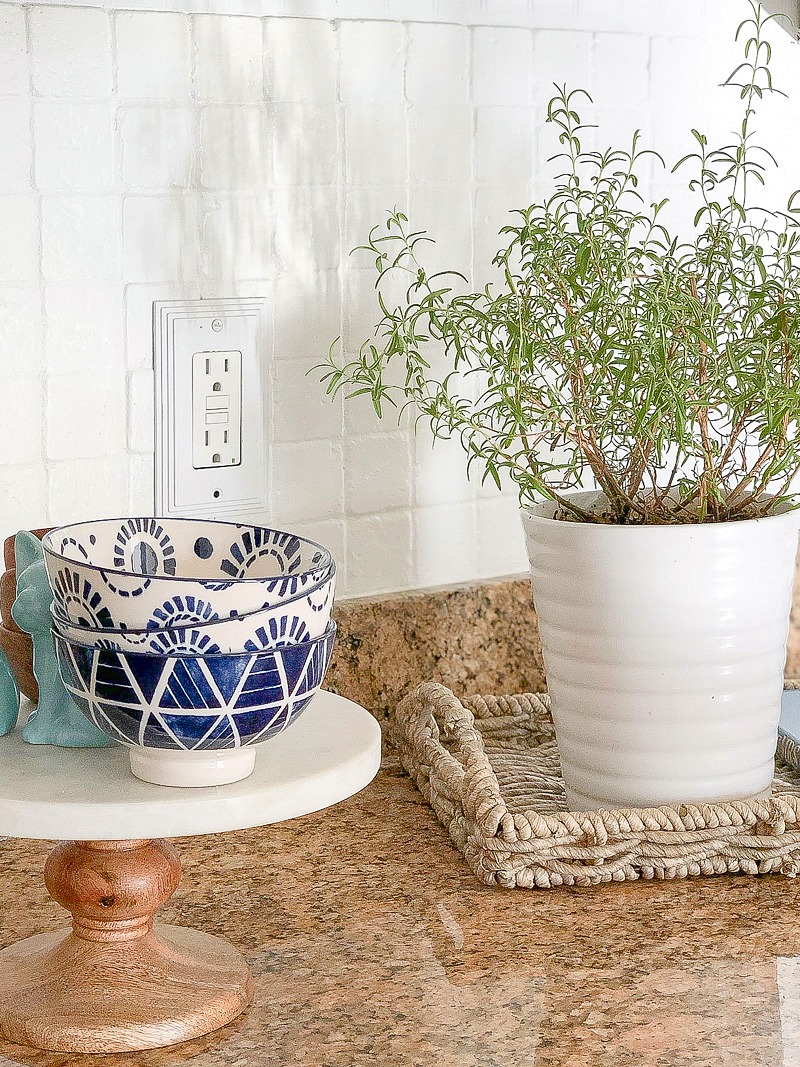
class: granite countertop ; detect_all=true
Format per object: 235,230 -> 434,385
0,749 -> 799,1067
2,571 -> 800,1066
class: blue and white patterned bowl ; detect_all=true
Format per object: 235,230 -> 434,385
51,566 -> 336,655
43,517 -> 333,630
53,622 -> 337,787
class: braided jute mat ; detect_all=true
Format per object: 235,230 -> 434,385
390,680 -> 800,889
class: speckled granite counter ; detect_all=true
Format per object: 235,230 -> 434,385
2,572 -> 800,1065
0,751 -> 799,1067
327,575 -> 545,720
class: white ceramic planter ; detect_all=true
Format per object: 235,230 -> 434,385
521,491 -> 800,811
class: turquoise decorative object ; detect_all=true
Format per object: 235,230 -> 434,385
0,648 -> 19,737
14,529 -> 42,578
12,532 -> 115,748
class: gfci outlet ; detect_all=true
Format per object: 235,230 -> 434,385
191,351 -> 242,469
154,298 -> 268,518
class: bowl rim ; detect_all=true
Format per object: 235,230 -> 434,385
50,563 -> 336,637
52,619 -> 337,660
42,516 -> 334,586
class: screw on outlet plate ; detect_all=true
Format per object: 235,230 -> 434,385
211,318 -> 223,332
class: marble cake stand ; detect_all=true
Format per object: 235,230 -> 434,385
0,690 -> 381,1054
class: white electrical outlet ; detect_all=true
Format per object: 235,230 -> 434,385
191,350 -> 242,469
154,298 -> 268,518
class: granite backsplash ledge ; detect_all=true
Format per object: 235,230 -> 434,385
327,576 -> 545,723
328,560 -> 800,721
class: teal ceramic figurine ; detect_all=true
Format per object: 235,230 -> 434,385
0,647 -> 19,736
12,531 -> 115,748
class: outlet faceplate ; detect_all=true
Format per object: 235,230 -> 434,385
154,298 -> 268,518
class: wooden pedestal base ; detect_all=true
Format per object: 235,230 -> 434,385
0,840 -> 253,1053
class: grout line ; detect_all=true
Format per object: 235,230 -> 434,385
332,17 -> 349,591
400,18 -> 417,587
22,4 -> 50,524
22,0 -> 649,33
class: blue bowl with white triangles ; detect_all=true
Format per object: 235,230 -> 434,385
53,622 -> 336,788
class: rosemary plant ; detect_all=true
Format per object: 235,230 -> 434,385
320,3 -> 800,524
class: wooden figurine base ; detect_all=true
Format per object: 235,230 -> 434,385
0,839 -> 253,1053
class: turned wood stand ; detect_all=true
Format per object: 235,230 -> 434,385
0,692 -> 381,1054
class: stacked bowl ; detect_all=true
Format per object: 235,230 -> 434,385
44,517 -> 336,788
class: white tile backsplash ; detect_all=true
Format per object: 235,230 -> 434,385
0,378 -> 43,466
1,0 -> 797,599
34,101 -> 114,191
265,19 -> 337,104
474,106 -> 534,184
272,269 -> 340,359
0,464 -> 48,532
414,429 -> 475,508
127,368 -> 154,453
46,372 -> 126,460
29,6 -> 111,98
344,431 -> 412,516
0,99 -> 31,191
530,28 -> 593,105
338,21 -> 404,104
271,439 -> 343,524
0,287 -> 43,375
48,454 -> 130,522
127,451 -> 154,513
346,510 -> 413,597
45,284 -> 124,372
114,12 -> 192,102
123,196 -> 200,282
344,104 -> 408,186
476,494 -> 528,579
41,195 -> 120,282
409,105 -> 472,184
119,107 -> 194,189
271,104 -> 339,187
195,14 -> 265,104
471,27 -> 533,105
273,185 -> 340,273
406,23 -> 470,105
0,195 -> 38,284
0,7 -> 28,97
272,359 -> 343,443
199,195 -> 277,280
415,501 -> 477,589
200,106 -> 271,190
592,32 -> 650,102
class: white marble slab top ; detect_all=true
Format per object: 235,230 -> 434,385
0,692 -> 381,841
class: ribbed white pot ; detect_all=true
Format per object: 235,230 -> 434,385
520,491 -> 800,811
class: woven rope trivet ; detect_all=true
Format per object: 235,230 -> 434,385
391,681 -> 800,889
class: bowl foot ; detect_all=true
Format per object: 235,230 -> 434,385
129,746 -> 257,787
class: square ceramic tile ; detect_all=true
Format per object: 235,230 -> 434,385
120,108 -> 194,189
30,7 -> 111,97
195,15 -> 264,102
35,101 -> 114,191
115,12 -> 191,101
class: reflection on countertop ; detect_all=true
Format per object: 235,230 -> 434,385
1,751 -> 800,1067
